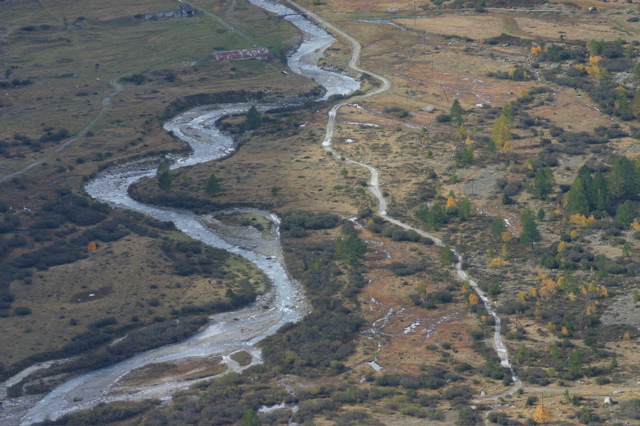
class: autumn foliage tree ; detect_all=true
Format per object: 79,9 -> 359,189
533,405 -> 551,423
492,113 -> 512,152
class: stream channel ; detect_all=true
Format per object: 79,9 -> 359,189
15,1 -> 358,424
10,0 -> 515,424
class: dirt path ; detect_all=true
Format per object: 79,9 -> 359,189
0,79 -> 123,184
302,3 -> 523,400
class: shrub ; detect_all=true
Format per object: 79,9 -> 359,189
487,411 -> 509,424
121,73 -> 146,85
13,306 -> 32,316
503,181 -> 522,196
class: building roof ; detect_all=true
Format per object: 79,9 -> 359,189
214,48 -> 270,61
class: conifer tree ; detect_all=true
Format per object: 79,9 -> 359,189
492,114 -> 512,149
502,103 -> 514,125
616,200 -> 635,226
491,215 -> 505,240
533,405 -> 551,424
458,196 -> 472,221
609,156 -> 638,201
245,105 -> 262,130
205,173 -> 222,195
344,233 -> 367,265
520,209 -> 540,248
157,170 -> 172,190
450,99 -> 463,126
533,166 -> 555,200
592,171 -> 609,212
441,244 -> 455,267
417,204 -> 447,230
567,349 -> 583,375
567,178 -> 590,215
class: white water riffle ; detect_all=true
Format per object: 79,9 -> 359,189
18,0 -> 359,424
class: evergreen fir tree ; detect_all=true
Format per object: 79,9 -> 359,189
450,99 -> 463,126
458,196 -> 472,221
592,171 -> 610,212
567,178 -> 590,215
609,156 -> 638,201
157,171 -> 172,190
245,105 -> 262,130
533,166 -> 555,200
440,244 -> 455,267
576,165 -> 593,207
567,349 -> 583,375
520,209 -> 541,248
616,200 -> 635,226
491,215 -> 505,240
344,233 -> 367,265
502,103 -> 514,125
205,173 -> 222,195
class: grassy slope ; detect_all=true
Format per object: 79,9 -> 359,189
0,0 -> 305,373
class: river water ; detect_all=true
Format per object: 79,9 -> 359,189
16,2 -> 359,424
12,0 -> 518,422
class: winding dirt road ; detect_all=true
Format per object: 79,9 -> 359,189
296,0 -> 522,398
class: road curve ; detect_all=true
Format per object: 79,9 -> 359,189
295,1 -> 522,398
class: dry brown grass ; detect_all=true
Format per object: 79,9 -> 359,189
399,14 -> 505,40
6,0 -> 640,423
2,233 -> 264,364
515,16 -> 640,42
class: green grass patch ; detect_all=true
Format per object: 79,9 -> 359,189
230,350 -> 253,366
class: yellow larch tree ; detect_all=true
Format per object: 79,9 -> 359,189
446,196 -> 457,208
539,278 -> 558,300
488,258 -> 509,268
589,55 -> 603,65
533,405 -> 552,424
531,45 -> 543,56
500,139 -> 514,154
